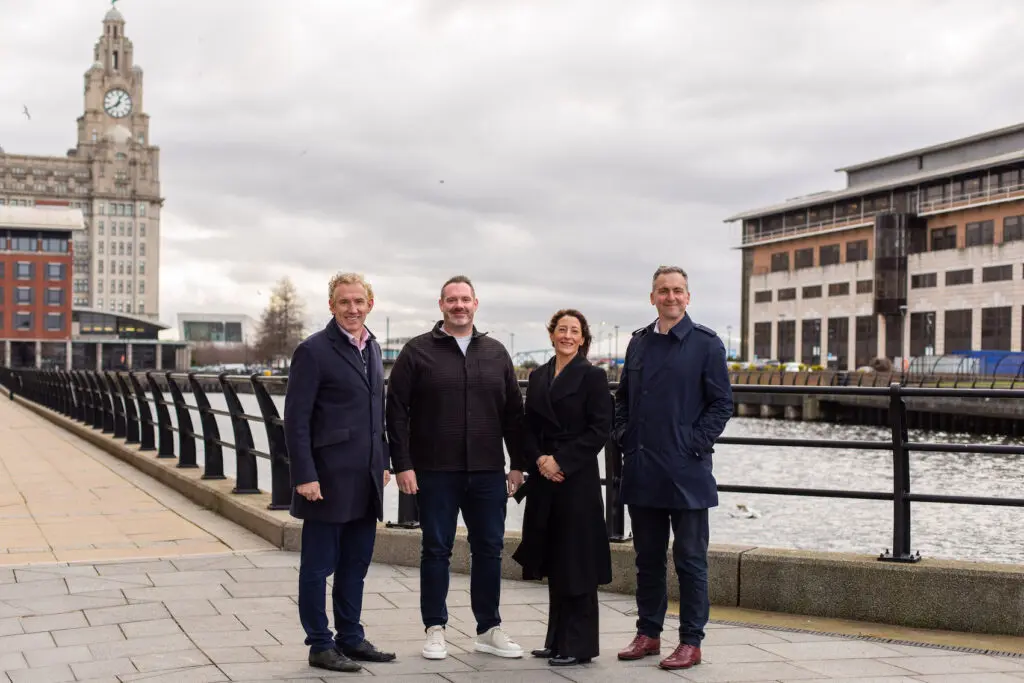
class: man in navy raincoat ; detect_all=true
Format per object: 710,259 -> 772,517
613,265 -> 733,671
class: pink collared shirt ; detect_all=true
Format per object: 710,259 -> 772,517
337,321 -> 369,351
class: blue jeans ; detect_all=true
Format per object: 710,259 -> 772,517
628,505 -> 710,647
297,516 -> 376,654
417,470 -> 507,634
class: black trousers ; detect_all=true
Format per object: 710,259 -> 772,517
297,516 -> 377,654
544,582 -> 599,660
628,505 -> 710,647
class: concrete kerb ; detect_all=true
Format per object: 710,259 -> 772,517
8,387 -> 1024,638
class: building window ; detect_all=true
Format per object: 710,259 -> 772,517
981,307 -> 1012,350
98,261 -> 104,274
14,287 -> 33,305
139,243 -> 146,256
965,220 -> 995,247
98,242 -> 104,255
139,281 -> 145,294
13,312 -> 32,331
944,309 -> 972,353
1004,216 -> 1023,243
854,315 -> 877,368
14,262 -> 34,280
45,312 -> 65,332
945,269 -> 973,286
753,322 -> 771,360
819,244 -> 841,266
0,263 -> 4,277
45,288 -> 64,306
827,317 -> 849,369
46,263 -> 66,281
931,226 -> 957,251
846,240 -> 869,262
794,248 -> 814,270
97,298 -> 103,308
127,243 -> 133,256
41,238 -> 68,252
828,282 -> 850,297
139,203 -> 146,217
778,288 -> 796,301
982,265 -> 1013,282
139,262 -> 145,275
138,302 -> 145,314
910,312 -> 936,357
801,319 -> 821,365
856,279 -> 873,294
11,236 -> 36,251
754,290 -> 772,303
777,320 -> 796,363
802,285 -> 822,299
911,273 -> 937,289
770,252 -> 789,272
140,222 -> 146,237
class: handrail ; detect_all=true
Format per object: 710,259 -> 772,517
1,367 -> 1022,561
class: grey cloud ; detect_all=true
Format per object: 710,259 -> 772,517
4,0 -> 1024,353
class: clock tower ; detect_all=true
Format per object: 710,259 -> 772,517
76,3 -> 162,320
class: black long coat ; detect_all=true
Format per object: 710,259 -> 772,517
512,355 -> 613,595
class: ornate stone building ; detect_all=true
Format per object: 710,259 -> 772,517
0,5 -> 161,320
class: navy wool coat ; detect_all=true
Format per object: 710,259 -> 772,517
284,319 -> 388,524
613,314 -> 733,510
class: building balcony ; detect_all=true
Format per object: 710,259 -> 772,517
740,181 -> 1024,247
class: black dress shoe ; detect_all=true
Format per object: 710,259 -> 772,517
549,655 -> 592,666
309,648 -> 361,672
339,639 -> 396,663
531,648 -> 553,658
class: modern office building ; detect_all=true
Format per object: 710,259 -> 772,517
0,5 -> 162,319
726,122 -> 1024,370
178,313 -> 257,346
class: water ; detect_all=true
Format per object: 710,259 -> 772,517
171,393 -> 1024,564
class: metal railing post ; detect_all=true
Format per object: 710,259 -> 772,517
84,371 -> 103,429
219,373 -> 259,494
188,373 -> 225,480
117,373 -> 140,445
165,373 -> 198,468
879,382 -> 920,562
129,372 -> 156,452
146,372 -> 175,458
105,372 -> 126,439
251,376 -> 292,510
603,431 -> 630,542
91,371 -> 115,433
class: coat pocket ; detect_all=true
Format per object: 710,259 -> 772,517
313,428 -> 351,449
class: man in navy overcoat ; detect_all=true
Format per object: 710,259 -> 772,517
613,266 -> 734,671
284,272 -> 396,673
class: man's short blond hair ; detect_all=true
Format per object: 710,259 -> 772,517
328,272 -> 374,304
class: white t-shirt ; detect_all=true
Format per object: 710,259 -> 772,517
454,335 -> 471,355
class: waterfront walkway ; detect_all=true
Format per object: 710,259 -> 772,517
2,398 -> 1024,681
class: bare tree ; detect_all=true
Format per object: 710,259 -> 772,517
253,277 -> 307,366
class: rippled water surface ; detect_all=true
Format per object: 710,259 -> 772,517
179,394 -> 1024,564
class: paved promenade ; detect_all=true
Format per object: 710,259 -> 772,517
2,396 -> 1024,681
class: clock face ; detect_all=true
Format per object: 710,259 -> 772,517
104,88 -> 133,118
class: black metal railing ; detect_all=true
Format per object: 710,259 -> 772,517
2,367 -> 1022,561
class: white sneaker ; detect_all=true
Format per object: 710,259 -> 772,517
474,626 -> 524,658
422,625 -> 448,660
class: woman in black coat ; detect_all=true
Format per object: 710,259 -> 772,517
512,308 -> 613,667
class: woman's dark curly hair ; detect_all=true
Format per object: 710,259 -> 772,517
546,308 -> 592,358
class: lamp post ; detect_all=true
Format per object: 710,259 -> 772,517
726,325 -> 733,360
899,304 -> 908,376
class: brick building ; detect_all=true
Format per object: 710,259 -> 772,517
727,122 -> 1024,370
0,205 -> 80,353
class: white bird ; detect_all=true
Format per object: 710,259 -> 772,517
729,503 -> 762,519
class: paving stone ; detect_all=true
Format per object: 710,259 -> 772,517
0,617 -> 23,637
243,552 -> 301,569
147,570 -> 233,587
94,561 -> 179,577
69,657 -> 136,680
759,640 -> 908,660
50,624 -> 123,647
84,603 -> 170,627
169,554 -> 257,572
130,648 -> 212,672
877,654 -> 1024,675
23,645 -> 93,667
8,594 -> 126,616
120,618 -> 182,639
210,597 -> 296,615
677,661 -> 823,681
65,575 -> 152,594
192,628 -> 279,649
225,568 -> 298,583
0,581 -> 68,602
0,651 -> 27,671
175,615 -> 246,634
200,645 -> 266,664
19,613 -> 88,634
6,664 -> 75,683
122,585 -> 233,602
88,633 -> 194,659
120,665 -> 227,682
0,633 -> 54,655
795,656 -> 934,678
162,600 -> 219,618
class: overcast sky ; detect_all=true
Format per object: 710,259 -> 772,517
3,0 -> 1024,358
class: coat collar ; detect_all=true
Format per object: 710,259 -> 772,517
429,320 -> 488,340
324,318 -> 375,387
527,354 -> 591,429
549,353 -> 590,403
650,313 -> 694,341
